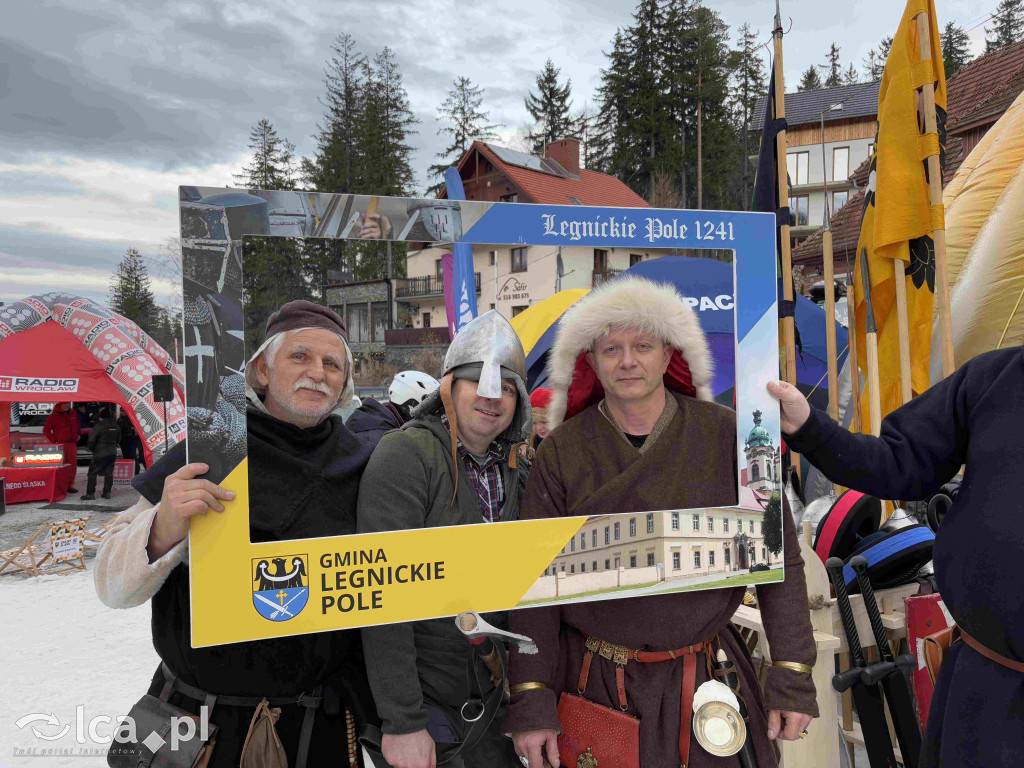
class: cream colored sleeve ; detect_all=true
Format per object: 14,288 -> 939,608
93,499 -> 188,609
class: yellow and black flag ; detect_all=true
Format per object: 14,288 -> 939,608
854,0 -> 946,427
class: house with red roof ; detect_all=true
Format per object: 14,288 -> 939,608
394,138 -> 671,332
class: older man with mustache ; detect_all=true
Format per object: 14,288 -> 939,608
95,301 -> 376,768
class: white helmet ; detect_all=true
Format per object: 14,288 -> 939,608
388,370 -> 440,408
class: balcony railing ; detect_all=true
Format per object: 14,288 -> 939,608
395,273 -> 482,299
591,269 -> 623,287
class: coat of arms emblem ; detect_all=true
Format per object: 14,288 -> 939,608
251,554 -> 309,622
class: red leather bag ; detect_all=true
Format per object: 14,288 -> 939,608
556,691 -> 640,768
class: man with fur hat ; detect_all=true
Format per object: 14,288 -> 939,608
95,300 -> 375,767
506,277 -> 819,768
357,310 -> 533,768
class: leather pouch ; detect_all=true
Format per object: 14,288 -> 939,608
107,694 -> 217,768
556,692 -> 640,768
239,699 -> 288,768
922,625 -> 961,685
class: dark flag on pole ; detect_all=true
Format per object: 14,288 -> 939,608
752,66 -> 786,234
752,66 -> 801,357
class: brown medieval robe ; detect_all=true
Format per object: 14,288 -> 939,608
507,392 -> 819,768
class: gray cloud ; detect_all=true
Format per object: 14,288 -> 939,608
0,38 -> 220,169
0,171 -> 85,198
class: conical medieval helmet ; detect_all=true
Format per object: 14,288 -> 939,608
416,310 -> 532,443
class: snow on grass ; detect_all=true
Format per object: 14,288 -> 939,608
1,569 -> 157,767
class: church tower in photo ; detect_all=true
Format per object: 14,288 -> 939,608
744,409 -> 779,494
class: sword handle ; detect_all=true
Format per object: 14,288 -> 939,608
850,556 -> 893,662
827,557 -> 868,668
832,667 -> 862,693
860,661 -> 898,687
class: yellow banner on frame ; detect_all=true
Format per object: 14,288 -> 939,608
189,459 -> 585,647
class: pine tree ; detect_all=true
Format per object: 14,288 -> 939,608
356,47 -> 418,197
109,248 -> 157,335
986,0 -> 1024,52
595,0 -> 742,209
567,103 -> 603,171
732,22 -> 766,208
234,120 -> 296,190
305,33 -> 366,193
844,63 -> 859,85
524,59 -> 576,154
823,43 -> 843,87
798,66 -> 823,91
942,22 -> 974,79
878,35 -> 894,62
427,77 -> 500,195
862,49 -> 881,80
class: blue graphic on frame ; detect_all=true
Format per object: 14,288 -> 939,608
252,555 -> 309,622
444,167 -> 479,333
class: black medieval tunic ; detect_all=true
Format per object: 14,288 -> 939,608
139,407 -> 375,767
785,346 -> 1024,768
507,393 -> 819,768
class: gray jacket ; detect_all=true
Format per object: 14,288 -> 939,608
357,413 -> 529,735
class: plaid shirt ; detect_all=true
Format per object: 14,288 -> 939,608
441,413 -> 506,523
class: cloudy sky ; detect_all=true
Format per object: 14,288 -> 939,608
0,0 -> 994,309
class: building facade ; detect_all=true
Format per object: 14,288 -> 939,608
753,81 -> 880,254
547,487 -> 771,579
398,242 -> 669,330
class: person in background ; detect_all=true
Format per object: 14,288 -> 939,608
82,407 -> 120,500
43,402 -> 80,494
117,409 -> 143,476
528,388 -> 553,450
346,370 -> 440,447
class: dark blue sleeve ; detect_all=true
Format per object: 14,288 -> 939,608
785,359 -> 979,500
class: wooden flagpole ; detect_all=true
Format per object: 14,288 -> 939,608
846,256 -> 863,433
861,250 -> 882,436
915,11 -> 955,377
893,263 -> 913,404
773,1 -> 798,389
773,0 -> 801,482
823,229 -> 840,420
820,109 -> 839,422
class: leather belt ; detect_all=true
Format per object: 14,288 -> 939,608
579,636 -> 710,768
159,663 -> 323,768
961,630 -> 1024,673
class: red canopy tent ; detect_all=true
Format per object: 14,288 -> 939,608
0,295 -> 185,467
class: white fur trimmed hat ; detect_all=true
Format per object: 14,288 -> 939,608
547,275 -> 713,428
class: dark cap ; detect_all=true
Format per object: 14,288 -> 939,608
265,300 -> 347,341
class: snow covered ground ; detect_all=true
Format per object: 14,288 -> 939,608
1,568 -> 158,767
1,463 -> 157,767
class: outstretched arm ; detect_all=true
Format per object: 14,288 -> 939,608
768,362 -> 974,500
